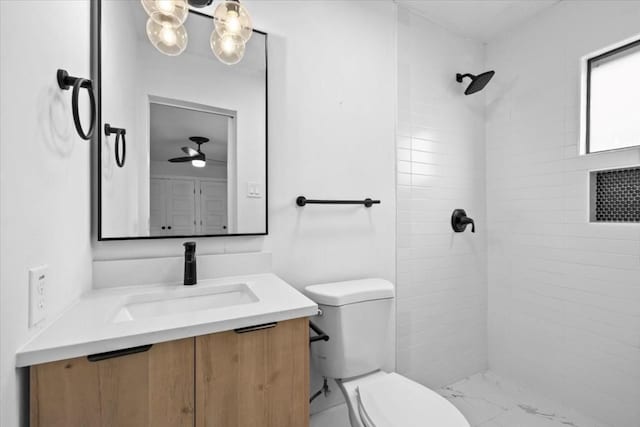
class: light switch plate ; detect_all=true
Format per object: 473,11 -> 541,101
29,265 -> 47,327
247,182 -> 262,198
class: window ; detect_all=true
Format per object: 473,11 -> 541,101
584,38 -> 640,154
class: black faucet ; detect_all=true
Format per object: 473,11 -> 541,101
183,242 -> 197,285
451,209 -> 475,233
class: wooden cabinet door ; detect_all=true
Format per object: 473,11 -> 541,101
195,318 -> 309,427
30,338 -> 195,427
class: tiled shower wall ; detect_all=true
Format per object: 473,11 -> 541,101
485,1 -> 640,425
396,7 -> 488,388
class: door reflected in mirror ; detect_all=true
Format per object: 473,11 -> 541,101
97,1 -> 267,240
149,100 -> 235,236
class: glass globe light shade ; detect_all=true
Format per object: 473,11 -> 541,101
213,0 -> 252,42
146,17 -> 188,56
141,0 -> 189,25
191,159 -> 206,168
210,30 -> 245,65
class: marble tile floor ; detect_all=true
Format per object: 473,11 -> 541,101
310,371 -> 607,427
438,371 -> 607,427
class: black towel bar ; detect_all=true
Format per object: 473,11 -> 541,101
296,196 -> 380,208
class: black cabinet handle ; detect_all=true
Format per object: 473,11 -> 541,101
168,226 -> 172,230
57,69 -> 96,141
161,226 -> 166,230
234,322 -> 277,334
105,124 -> 126,168
87,344 -> 152,362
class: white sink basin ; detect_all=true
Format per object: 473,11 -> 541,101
112,283 -> 258,322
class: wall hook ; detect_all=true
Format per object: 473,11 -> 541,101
104,123 -> 126,168
57,69 -> 96,140
451,209 -> 475,233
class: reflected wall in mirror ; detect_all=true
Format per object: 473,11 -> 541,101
96,0 -> 267,240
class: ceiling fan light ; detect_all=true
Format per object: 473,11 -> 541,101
192,159 -> 206,168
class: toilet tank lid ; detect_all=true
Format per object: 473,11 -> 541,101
305,279 -> 395,306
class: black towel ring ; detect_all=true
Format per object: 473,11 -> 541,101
104,124 -> 126,168
57,69 -> 96,140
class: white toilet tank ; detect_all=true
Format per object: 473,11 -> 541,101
305,279 -> 395,380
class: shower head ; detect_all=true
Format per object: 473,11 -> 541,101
456,71 -> 495,95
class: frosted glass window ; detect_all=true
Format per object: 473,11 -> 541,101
587,40 -> 640,153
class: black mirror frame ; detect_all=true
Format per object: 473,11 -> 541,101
91,0 -> 268,241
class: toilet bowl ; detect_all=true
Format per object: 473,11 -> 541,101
338,371 -> 469,427
305,279 -> 469,427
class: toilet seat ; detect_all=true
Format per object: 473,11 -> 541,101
338,372 -> 469,427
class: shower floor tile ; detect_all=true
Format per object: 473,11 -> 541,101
437,371 -> 608,427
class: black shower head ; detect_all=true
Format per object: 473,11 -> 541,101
456,71 -> 495,95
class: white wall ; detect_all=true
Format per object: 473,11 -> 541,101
395,6 -> 488,389
485,2 -> 640,425
150,160 -> 227,180
0,1 -> 93,426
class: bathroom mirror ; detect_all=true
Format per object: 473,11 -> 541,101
94,0 -> 267,240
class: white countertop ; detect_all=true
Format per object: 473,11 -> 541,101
16,273 -> 317,367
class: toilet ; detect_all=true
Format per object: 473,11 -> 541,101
305,279 -> 470,427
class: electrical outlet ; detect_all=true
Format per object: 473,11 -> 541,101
29,265 -> 47,327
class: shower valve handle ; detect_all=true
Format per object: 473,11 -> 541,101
451,209 -> 475,233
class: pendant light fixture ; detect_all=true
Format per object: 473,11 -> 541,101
210,31 -> 245,65
146,18 -> 188,56
140,0 -> 254,64
141,0 -> 189,25
213,0 -> 253,42
141,0 -> 189,56
210,0 -> 252,64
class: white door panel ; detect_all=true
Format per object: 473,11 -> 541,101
167,179 -> 196,235
200,181 -> 227,234
150,178 -> 225,236
149,178 -> 167,235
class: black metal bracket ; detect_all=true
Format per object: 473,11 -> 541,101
87,344 -> 152,362
105,123 -> 126,168
296,196 -> 380,208
57,69 -> 96,140
310,377 -> 331,403
187,0 -> 214,7
309,321 -> 330,343
234,322 -> 277,334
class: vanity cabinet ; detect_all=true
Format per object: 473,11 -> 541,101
196,317 -> 309,427
29,318 -> 309,427
30,338 -> 195,427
